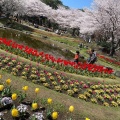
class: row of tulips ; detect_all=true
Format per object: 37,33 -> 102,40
0,38 -> 114,78
0,76 -> 91,120
0,55 -> 119,107
98,54 -> 120,67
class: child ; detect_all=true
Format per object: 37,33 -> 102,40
74,51 -> 80,64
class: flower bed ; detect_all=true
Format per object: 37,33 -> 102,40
0,76 -> 84,120
0,55 -> 119,107
98,54 -> 120,67
0,38 -> 114,78
0,78 -> 50,120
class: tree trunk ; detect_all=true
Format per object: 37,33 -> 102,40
76,29 -> 80,36
109,47 -> 115,56
6,13 -> 10,19
109,32 -> 115,56
72,28 -> 76,36
47,19 -> 51,28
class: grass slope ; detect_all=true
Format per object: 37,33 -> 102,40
0,19 -> 120,69
0,20 -> 120,120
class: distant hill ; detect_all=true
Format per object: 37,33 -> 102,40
41,0 -> 69,9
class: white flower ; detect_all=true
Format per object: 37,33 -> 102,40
17,104 -> 28,113
0,112 -> 4,120
0,112 -> 4,116
31,112 -> 44,120
1,97 -> 13,106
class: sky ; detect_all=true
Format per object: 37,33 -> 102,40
61,0 -> 93,9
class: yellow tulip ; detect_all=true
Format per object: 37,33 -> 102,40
22,86 -> 28,91
69,105 -> 74,112
0,85 -> 4,91
0,75 -> 2,79
12,93 -> 17,100
32,103 -> 38,110
11,108 -> 19,117
85,118 -> 90,120
35,88 -> 40,93
52,112 -> 58,120
6,79 -> 11,85
47,98 -> 52,104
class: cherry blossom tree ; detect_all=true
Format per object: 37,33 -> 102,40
0,0 -> 24,18
80,0 -> 120,56
50,6 -> 83,36
1,0 -> 120,55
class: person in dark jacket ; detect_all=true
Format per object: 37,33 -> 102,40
87,49 -> 97,64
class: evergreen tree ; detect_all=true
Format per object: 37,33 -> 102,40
41,0 -> 63,9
